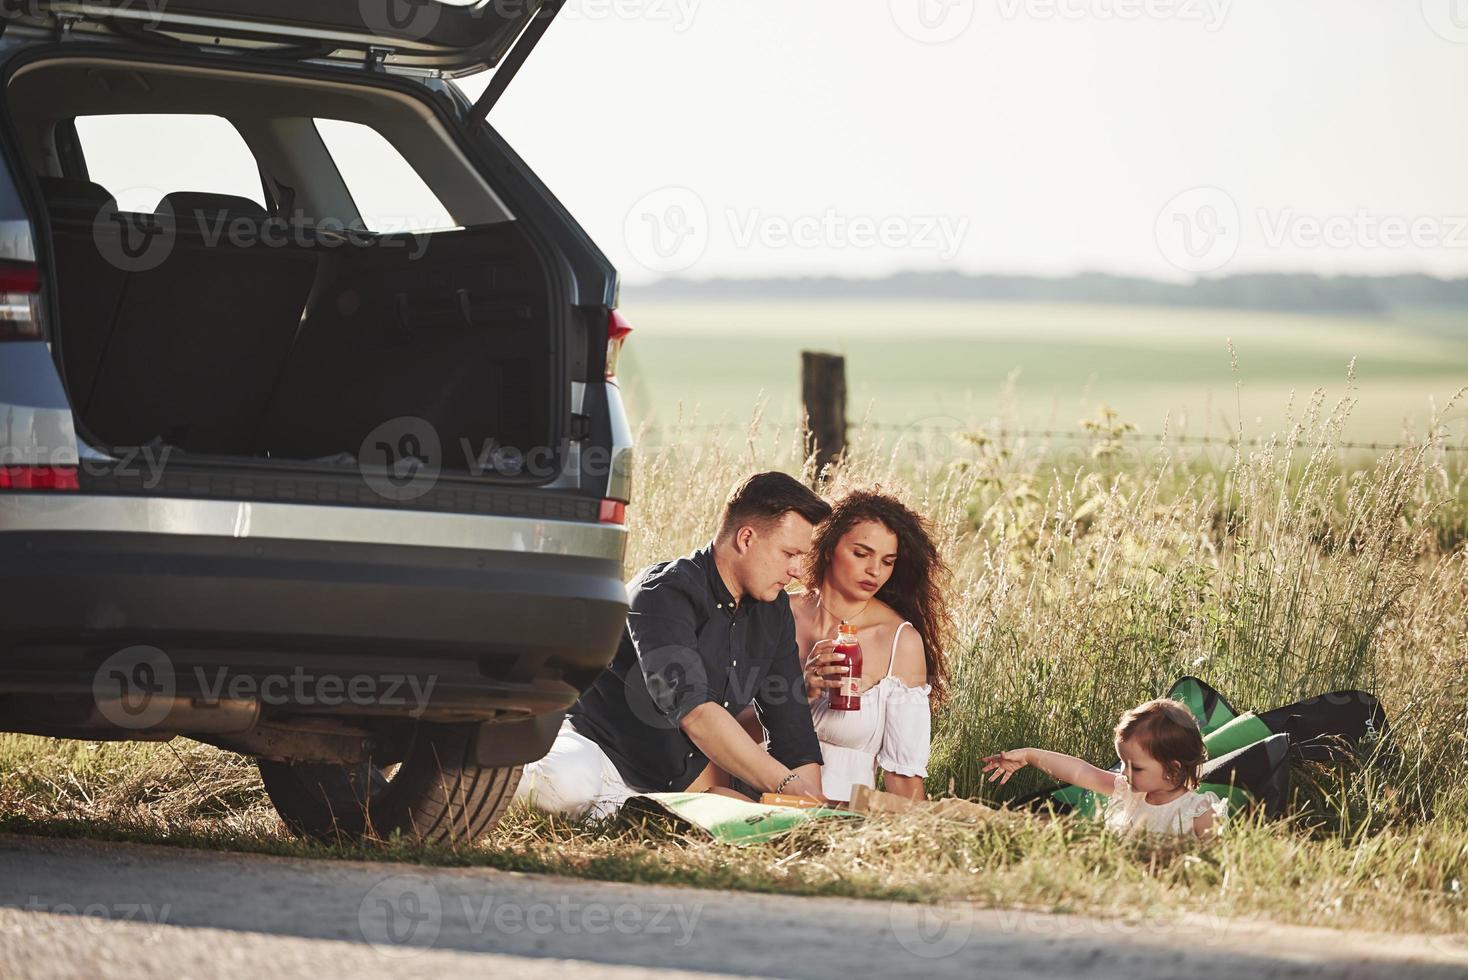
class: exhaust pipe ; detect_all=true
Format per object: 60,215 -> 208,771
91,695 -> 262,735
5,694 -> 260,738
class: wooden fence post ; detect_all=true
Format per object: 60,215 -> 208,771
802,351 -> 846,478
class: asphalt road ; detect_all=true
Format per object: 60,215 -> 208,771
0,834 -> 1464,979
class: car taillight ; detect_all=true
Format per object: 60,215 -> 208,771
606,309 -> 633,381
0,260 -> 41,341
598,499 -> 627,525
0,466 -> 79,490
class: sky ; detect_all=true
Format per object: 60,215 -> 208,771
72,1 -> 1468,287
456,0 -> 1468,285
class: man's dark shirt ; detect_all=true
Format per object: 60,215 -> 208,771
568,543 -> 823,792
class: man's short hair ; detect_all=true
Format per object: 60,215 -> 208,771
716,471 -> 832,539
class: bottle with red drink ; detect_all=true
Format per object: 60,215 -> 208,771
828,623 -> 863,711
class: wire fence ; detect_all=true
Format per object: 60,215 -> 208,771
633,419 -> 1468,454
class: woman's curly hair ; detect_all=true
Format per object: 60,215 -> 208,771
803,489 -> 953,701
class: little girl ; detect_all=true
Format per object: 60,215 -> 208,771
982,698 -> 1227,838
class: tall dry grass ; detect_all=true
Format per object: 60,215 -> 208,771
632,384 -> 1468,828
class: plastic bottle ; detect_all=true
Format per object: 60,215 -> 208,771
828,623 -> 863,711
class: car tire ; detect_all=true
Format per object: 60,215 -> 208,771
257,723 -> 521,845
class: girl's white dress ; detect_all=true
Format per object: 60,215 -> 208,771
1104,774 -> 1228,836
810,621 -> 931,802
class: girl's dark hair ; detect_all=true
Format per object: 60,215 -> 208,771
1114,699 -> 1208,790
803,489 -> 952,700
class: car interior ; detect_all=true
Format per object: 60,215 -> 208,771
7,56 -> 559,476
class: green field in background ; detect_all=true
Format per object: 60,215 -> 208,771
616,299 -> 1468,446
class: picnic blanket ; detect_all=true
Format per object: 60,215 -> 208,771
623,787 -> 1001,845
622,792 -> 859,845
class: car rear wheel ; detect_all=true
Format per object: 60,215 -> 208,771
257,723 -> 521,845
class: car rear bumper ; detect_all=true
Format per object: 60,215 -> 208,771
0,492 -> 626,558
0,496 -> 629,725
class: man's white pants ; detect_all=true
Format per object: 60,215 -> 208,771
513,719 -> 645,819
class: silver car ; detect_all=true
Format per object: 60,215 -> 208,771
0,0 -> 634,844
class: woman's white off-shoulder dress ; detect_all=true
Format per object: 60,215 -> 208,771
810,621 -> 931,802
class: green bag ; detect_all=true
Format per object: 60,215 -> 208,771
1027,676 -> 1386,820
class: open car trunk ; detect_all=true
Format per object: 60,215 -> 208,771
42,186 -> 560,481
11,53 -> 568,491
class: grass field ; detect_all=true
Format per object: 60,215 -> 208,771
2,300 -> 1467,938
617,299 -> 1468,447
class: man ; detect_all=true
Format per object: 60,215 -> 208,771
514,471 -> 831,817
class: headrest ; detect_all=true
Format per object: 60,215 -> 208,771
37,176 -> 116,213
157,191 -> 269,223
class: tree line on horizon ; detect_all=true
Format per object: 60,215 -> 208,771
635,270 -> 1468,315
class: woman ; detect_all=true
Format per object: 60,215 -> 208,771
793,489 -> 952,803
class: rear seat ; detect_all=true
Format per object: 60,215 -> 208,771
79,190 -> 318,455
259,224 -> 544,469
37,176 -> 129,416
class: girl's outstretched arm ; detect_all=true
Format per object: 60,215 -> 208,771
981,748 -> 1118,796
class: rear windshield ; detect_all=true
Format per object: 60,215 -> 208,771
74,113 -> 266,213
313,118 -> 458,235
